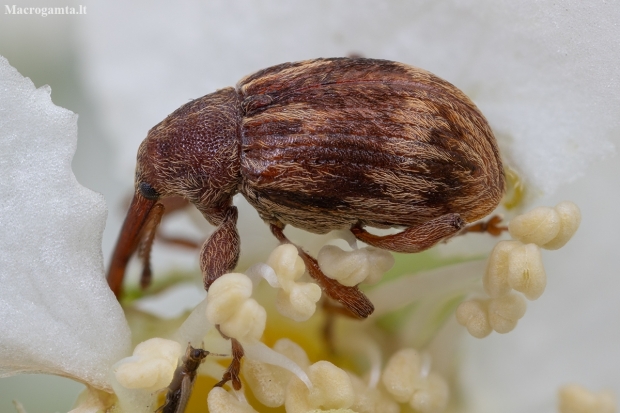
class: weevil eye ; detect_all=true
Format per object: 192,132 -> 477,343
138,182 -> 160,200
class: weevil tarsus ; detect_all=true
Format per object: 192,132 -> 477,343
459,214 -> 507,237
270,222 -> 374,319
350,213 -> 466,253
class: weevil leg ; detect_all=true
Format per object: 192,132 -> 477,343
199,206 -> 240,290
214,332 -> 244,391
270,223 -> 374,319
156,233 -> 202,250
459,214 -> 507,237
137,203 -> 165,290
351,213 -> 465,253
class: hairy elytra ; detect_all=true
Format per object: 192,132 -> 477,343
108,57 -> 504,319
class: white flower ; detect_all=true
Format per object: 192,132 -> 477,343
2,1 -> 620,412
0,56 -> 132,411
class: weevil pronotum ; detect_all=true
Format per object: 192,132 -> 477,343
108,57 -> 505,319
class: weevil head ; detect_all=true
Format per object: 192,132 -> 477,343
134,87 -> 242,220
107,89 -> 242,297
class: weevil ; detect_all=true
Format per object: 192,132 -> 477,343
158,344 -> 215,413
108,57 -> 504,318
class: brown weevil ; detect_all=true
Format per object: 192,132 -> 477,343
108,57 -> 504,319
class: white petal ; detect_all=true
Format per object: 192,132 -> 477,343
460,155 -> 620,412
0,57 -> 131,391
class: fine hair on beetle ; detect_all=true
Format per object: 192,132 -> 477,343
109,56 -> 504,317
108,58 -> 505,396
108,56 -> 505,391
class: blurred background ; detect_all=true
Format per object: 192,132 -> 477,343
1,1 -> 619,412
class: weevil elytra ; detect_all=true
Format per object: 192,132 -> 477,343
108,57 -> 504,318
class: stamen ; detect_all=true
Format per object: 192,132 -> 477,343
317,245 -> 394,286
508,206 -> 561,245
205,273 -> 266,342
113,338 -> 182,390
285,361 -> 355,412
207,387 -> 259,413
263,244 -> 322,321
244,341 -> 312,389
558,384 -> 616,413
507,243 -> 546,300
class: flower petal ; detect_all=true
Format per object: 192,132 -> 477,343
0,57 -> 131,391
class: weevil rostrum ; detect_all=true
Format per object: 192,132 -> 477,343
108,57 -> 504,319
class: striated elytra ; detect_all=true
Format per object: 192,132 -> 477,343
107,57 -> 504,319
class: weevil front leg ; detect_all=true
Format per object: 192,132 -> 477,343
351,213 -> 465,253
199,206 -> 240,290
270,222 -> 374,319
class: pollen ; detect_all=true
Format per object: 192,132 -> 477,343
381,348 -> 449,412
266,244 -> 322,321
317,245 -> 395,286
207,387 -> 259,413
558,384 -> 616,413
113,338 -> 182,391
285,361 -> 356,413
242,339 -> 311,408
205,273 -> 267,342
458,201 -> 581,338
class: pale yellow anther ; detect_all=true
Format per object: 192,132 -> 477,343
206,273 -> 253,323
113,338 -> 182,391
455,299 -> 492,338
508,243 -> 546,300
267,244 -> 306,283
381,348 -> 422,403
242,358 -> 289,407
286,361 -> 355,413
133,337 -> 183,360
558,384 -> 617,413
206,273 -> 266,342
218,298 -> 266,342
308,362 -> 356,409
273,338 -> 311,371
487,292 -> 527,333
207,387 -> 259,413
317,245 -> 395,286
306,410 -> 358,413
483,240 -> 522,298
409,372 -> 450,413
242,339 -> 310,408
543,201 -> 581,250
348,372 -> 399,413
264,245 -> 322,321
276,282 -> 322,322
508,206 -> 561,246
